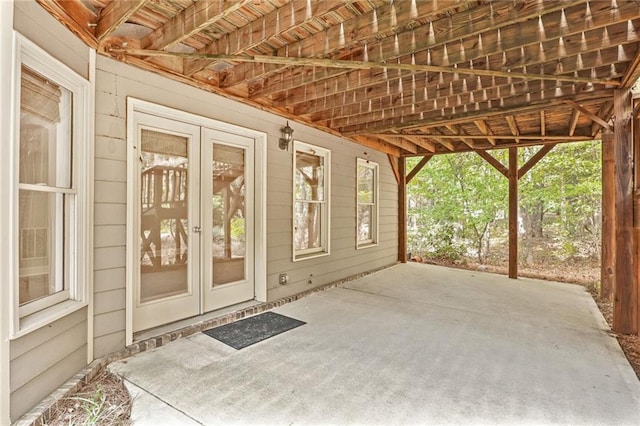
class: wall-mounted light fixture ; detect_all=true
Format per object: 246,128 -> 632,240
279,121 -> 294,150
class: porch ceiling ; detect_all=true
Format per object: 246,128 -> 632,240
39,0 -> 640,156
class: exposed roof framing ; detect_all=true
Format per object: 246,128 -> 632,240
38,0 -> 640,156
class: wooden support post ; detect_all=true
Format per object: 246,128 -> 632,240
508,147 -> 518,279
613,89 -> 638,334
399,157 -> 407,263
601,130 -> 615,300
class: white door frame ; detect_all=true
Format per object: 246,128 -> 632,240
126,98 -> 267,345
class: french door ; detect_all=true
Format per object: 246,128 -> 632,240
131,113 -> 255,332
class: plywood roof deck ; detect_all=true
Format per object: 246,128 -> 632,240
38,0 -> 640,156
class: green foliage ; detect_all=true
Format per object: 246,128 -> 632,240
407,141 -> 602,267
407,152 -> 507,263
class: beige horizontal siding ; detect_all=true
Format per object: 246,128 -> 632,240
9,309 -> 87,421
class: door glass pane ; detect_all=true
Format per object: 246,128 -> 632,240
212,143 -> 246,286
18,190 -> 70,305
139,129 -> 189,303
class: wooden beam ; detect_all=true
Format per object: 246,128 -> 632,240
476,150 -> 509,178
568,108 -> 581,136
228,0 -> 472,89
508,147 -> 519,279
95,0 -> 148,41
406,156 -> 432,184
601,129 -> 615,301
613,88 -> 638,334
518,144 -> 556,179
388,154 -> 400,185
540,111 -> 546,137
185,0 -> 389,76
343,89 -> 612,135
141,0 -> 252,51
620,47 -> 640,89
432,137 -> 455,151
564,99 -> 613,131
399,157 -> 408,263
110,48 -> 619,87
369,134 -> 590,142
251,0 -> 599,97
402,135 -> 436,153
36,0 -> 98,48
376,135 -> 419,154
350,136 -> 402,157
474,120 -> 496,146
445,124 -> 475,149
505,115 -> 520,142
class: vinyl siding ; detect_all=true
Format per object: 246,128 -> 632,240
9,2 -> 91,421
92,55 -> 398,356
9,308 -> 87,421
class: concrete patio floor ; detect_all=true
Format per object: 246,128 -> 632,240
109,263 -> 640,425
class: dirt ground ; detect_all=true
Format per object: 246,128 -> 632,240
45,370 -> 131,425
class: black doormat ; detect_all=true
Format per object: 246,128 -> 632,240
202,311 -> 306,350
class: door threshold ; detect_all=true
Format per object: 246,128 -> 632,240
133,300 -> 261,343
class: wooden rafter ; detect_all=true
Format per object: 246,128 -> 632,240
505,116 -> 520,141
251,0 -> 595,98
37,0 -> 98,47
96,0 -> 148,41
376,135 -> 419,154
141,0 -> 252,51
184,0 -> 365,76
569,108 -> 581,136
474,120 -> 496,146
221,0 -> 475,90
373,134 -> 590,142
401,135 -> 437,153
564,99 -> 612,131
109,48 -> 619,87
260,0 -> 638,102
345,89 -> 612,135
445,124 -> 475,149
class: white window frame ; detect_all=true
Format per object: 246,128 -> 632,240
293,141 -> 331,261
9,33 -> 91,338
356,158 -> 379,248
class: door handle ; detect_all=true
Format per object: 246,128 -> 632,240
192,226 -> 201,233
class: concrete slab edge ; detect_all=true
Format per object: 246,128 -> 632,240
13,262 -> 397,426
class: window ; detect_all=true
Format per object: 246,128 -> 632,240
356,158 -> 378,248
11,34 -> 90,335
293,142 -> 330,260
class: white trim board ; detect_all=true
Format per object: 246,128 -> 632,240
125,98 -> 267,345
0,2 -> 14,423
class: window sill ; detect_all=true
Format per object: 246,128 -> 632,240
293,251 -> 330,262
12,299 -> 88,339
357,242 -> 379,250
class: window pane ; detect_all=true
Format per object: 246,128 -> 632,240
19,190 -> 69,305
294,201 -> 322,251
357,164 -> 374,204
20,66 -> 72,188
357,204 -> 373,242
295,151 -> 324,201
